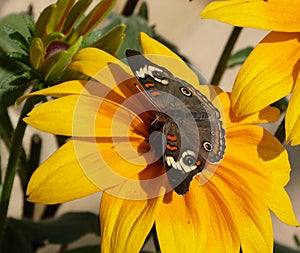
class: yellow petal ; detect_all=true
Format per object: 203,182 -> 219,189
24,95 -> 147,138
231,32 -> 300,116
100,192 -> 163,253
76,138 -> 150,192
217,92 -> 280,128
286,77 -> 300,145
69,48 -> 136,98
226,125 -> 290,187
208,171 -> 273,253
256,128 -> 291,187
156,181 -> 210,253
268,185 -> 299,226
201,0 -> 300,32
27,140 -> 100,204
104,163 -> 168,200
219,124 -> 297,246
139,32 -> 200,89
202,183 -> 240,252
16,80 -> 90,105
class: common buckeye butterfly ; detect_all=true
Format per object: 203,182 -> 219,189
126,50 -> 225,195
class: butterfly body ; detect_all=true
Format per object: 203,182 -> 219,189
126,50 -> 225,195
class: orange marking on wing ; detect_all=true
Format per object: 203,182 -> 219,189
151,91 -> 161,96
166,135 -> 177,142
166,144 -> 178,151
196,160 -> 201,166
145,83 -> 155,88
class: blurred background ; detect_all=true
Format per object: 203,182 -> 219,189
0,0 -> 299,252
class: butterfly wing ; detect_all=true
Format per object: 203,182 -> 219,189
176,79 -> 226,163
126,49 -> 179,112
162,120 -> 205,195
126,49 -> 226,194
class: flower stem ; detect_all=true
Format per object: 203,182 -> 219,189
152,225 -> 161,253
0,108 -> 28,194
0,97 -> 35,245
211,26 -> 242,86
275,117 -> 286,144
122,0 -> 139,16
22,134 -> 42,219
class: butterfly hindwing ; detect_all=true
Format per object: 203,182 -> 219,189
163,121 -> 204,195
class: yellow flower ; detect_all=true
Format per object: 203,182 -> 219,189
21,33 -> 297,252
201,0 -> 300,145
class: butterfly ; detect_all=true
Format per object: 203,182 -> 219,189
126,49 -> 225,195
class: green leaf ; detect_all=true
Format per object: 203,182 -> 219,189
227,46 -> 253,68
137,2 -> 148,21
294,235 -> 300,248
64,245 -> 100,253
8,212 -> 100,245
21,13 -> 35,36
274,243 -> 300,253
0,53 -> 32,108
107,13 -> 154,58
0,13 -> 33,56
2,221 -> 33,253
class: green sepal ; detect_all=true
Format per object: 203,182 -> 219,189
47,0 -> 76,34
29,37 -> 45,70
41,36 -> 82,84
42,32 -> 65,49
227,46 -> 253,68
85,24 -> 126,56
107,13 -> 153,58
60,68 -> 89,83
34,4 -> 56,38
68,0 -> 117,44
61,0 -> 93,35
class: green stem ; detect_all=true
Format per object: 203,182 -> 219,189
22,134 -> 42,219
211,26 -> 242,86
0,109 -> 14,149
275,117 -> 285,144
41,204 -> 60,219
152,225 -> 161,253
0,108 -> 28,194
122,0 -> 139,16
0,97 -> 35,245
